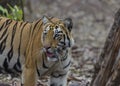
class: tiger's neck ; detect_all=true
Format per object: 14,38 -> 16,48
24,20 -> 44,66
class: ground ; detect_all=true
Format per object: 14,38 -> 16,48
0,0 -> 120,86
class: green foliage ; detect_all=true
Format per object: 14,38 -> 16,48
0,4 -> 23,21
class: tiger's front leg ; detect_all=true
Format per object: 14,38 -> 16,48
50,72 -> 68,86
21,66 -> 37,86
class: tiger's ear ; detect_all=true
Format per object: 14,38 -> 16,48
64,18 -> 73,32
42,15 -> 49,24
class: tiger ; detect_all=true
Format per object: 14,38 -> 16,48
0,15 -> 74,86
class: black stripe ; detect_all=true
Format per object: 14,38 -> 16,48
3,58 -> 8,70
13,58 -> 22,73
57,31 -> 63,33
42,57 -> 49,69
61,55 -> 67,61
0,28 -> 8,40
36,66 -> 40,77
7,47 -> 13,61
31,21 -> 42,58
60,41 -> 65,45
15,22 -> 28,72
5,19 -> 12,25
7,22 -> 18,61
36,60 -> 40,77
0,19 -> 12,31
3,57 -> 20,74
18,22 -> 28,58
31,19 -> 42,35
19,21 -> 23,26
0,20 -> 12,40
27,20 -> 41,55
54,34 -> 58,39
67,36 -> 70,47
63,61 -> 71,69
63,34 -> 65,43
35,59 -> 41,77
0,35 -> 8,54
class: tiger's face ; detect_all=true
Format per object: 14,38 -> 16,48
41,16 -> 74,61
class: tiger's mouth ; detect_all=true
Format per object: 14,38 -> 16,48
44,46 -> 66,61
44,47 -> 58,61
46,50 -> 55,57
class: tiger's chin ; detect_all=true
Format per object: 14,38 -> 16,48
47,56 -> 58,61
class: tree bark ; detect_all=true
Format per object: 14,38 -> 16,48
91,8 -> 120,86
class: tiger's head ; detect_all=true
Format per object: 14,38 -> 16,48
41,16 -> 74,61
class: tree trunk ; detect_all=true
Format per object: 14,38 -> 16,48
91,8 -> 120,86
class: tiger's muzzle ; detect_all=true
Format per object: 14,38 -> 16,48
43,46 -> 58,61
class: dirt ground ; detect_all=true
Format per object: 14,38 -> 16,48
0,0 -> 120,86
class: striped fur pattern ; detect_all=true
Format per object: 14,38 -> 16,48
0,16 -> 74,86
